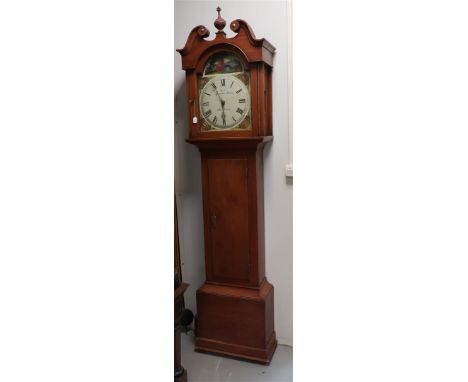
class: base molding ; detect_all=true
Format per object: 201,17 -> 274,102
196,331 -> 277,364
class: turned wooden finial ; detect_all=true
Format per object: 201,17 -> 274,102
214,6 -> 226,32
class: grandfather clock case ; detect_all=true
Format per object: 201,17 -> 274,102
177,8 -> 277,364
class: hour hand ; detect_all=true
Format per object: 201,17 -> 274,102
215,89 -> 225,108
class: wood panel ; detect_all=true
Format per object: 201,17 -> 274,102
206,158 -> 250,283
174,194 -> 182,280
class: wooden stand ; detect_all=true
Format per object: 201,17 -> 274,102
175,282 -> 189,382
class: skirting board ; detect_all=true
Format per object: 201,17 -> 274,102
277,337 -> 293,347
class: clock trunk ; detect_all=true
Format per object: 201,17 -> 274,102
190,137 -> 275,364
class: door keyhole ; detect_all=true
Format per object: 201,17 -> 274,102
210,213 -> 217,226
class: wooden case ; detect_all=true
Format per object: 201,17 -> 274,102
178,9 -> 276,364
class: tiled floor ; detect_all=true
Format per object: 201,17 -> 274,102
180,332 -> 293,382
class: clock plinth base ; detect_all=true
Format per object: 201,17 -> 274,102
194,280 -> 277,364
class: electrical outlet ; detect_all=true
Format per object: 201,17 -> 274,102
285,164 -> 293,178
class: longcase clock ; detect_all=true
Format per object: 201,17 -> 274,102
177,8 -> 276,364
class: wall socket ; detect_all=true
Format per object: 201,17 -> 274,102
285,164 -> 293,178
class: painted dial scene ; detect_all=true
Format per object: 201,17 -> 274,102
199,52 -> 251,131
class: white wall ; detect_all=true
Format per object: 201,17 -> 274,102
174,0 -> 293,346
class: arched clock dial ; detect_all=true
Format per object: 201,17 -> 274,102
199,75 -> 250,130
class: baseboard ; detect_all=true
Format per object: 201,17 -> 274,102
196,331 -> 277,364
277,337 -> 293,347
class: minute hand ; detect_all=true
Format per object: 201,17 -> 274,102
214,89 -> 225,110
219,94 -> 226,126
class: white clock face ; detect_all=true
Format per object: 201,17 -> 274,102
199,76 -> 250,130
